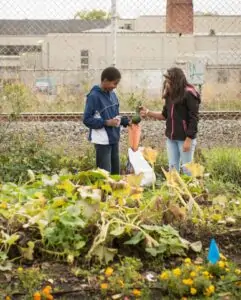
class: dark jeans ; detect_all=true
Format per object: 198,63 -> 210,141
95,143 -> 120,175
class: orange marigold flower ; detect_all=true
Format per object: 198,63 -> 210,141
5,296 -> 11,300
33,292 -> 41,300
132,289 -> 141,297
100,283 -> 108,289
42,285 -> 52,293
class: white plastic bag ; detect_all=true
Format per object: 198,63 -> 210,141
128,148 -> 156,187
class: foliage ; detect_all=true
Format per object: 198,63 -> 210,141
74,9 -> 110,20
204,148 -> 241,186
99,257 -> 147,297
0,82 -> 36,114
17,267 -> 45,299
158,256 -> 241,299
0,135 -> 62,183
0,134 -> 96,183
58,148 -> 96,173
0,167 -> 204,268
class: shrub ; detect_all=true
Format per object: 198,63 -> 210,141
0,134 -> 61,183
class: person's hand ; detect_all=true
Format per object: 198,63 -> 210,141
183,138 -> 192,152
105,118 -> 119,127
139,106 -> 149,117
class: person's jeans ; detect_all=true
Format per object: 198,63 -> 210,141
166,138 -> 197,174
95,143 -> 120,174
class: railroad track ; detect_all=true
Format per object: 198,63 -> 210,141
0,111 -> 241,122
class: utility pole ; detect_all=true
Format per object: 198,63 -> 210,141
111,0 -> 117,66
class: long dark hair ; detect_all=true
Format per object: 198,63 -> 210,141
163,67 -> 189,104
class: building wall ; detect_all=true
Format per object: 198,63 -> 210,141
119,15 -> 241,34
44,32 -> 241,69
0,30 -> 240,101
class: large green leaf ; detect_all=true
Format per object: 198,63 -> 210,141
110,226 -> 125,237
20,241 -> 35,260
124,231 -> 144,245
91,245 -> 117,264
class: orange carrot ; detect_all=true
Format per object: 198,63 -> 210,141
128,124 -> 141,152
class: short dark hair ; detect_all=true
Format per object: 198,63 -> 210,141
101,67 -> 121,82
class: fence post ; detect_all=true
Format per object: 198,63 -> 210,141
111,0 -> 117,67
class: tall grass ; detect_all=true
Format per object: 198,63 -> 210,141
204,148 -> 241,186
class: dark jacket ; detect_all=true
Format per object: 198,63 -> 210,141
83,85 -> 129,145
162,85 -> 201,141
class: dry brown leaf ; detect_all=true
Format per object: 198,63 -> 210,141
143,147 -> 158,165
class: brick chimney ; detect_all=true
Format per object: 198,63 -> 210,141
166,0 -> 194,34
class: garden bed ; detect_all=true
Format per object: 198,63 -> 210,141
1,148 -> 241,299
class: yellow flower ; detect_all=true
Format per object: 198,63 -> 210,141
100,283 -> 108,289
184,258 -> 192,264
105,267 -> 114,277
218,261 -> 225,268
5,296 -> 11,300
17,267 -> 23,272
190,287 -> 197,295
220,253 -> 227,261
160,271 -> 169,280
221,276 -> 225,280
202,271 -> 209,277
190,271 -> 196,277
173,268 -> 181,276
235,269 -> 241,275
204,285 -> 215,297
225,268 -> 230,273
183,278 -> 194,286
0,202 -> 7,209
196,266 -> 203,271
132,289 -> 141,297
181,298 -> 188,300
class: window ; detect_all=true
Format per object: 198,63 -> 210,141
80,50 -> 89,69
209,29 -> 216,36
0,45 -> 41,56
217,70 -> 228,83
124,23 -> 132,30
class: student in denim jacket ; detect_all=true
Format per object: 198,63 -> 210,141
83,67 -> 130,174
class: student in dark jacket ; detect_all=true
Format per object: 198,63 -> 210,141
140,67 -> 201,174
83,67 -> 130,174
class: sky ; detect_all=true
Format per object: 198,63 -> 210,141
0,0 -> 240,19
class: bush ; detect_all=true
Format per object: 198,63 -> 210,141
0,82 -> 37,113
0,133 -> 98,183
58,148 -> 95,173
0,135 -> 62,183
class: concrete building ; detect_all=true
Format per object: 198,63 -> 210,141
0,5 -> 240,103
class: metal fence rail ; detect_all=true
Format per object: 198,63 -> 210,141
1,111 -> 241,122
0,0 -> 240,114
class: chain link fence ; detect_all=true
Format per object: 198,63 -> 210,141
0,0 -> 241,166
0,0 -> 240,114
